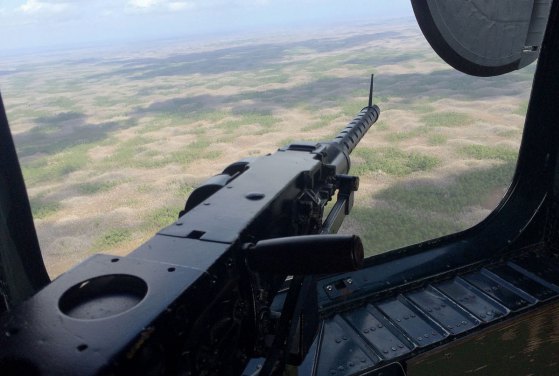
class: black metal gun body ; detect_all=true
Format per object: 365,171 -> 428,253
0,103 -> 379,375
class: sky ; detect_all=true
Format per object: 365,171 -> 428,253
0,0 -> 413,53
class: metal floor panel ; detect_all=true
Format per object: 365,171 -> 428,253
310,252 -> 559,375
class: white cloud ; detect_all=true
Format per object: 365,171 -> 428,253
19,0 -> 69,14
128,0 -> 161,8
167,1 -> 195,11
126,0 -> 197,13
126,0 -> 270,12
237,0 -> 270,5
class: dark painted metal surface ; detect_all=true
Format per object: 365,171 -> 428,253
510,254 -> 559,288
0,94 -> 49,312
405,287 -> 480,336
0,254 -> 206,374
376,297 -> 448,348
304,251 -> 559,374
435,279 -> 508,323
411,0 -> 551,76
407,300 -> 559,376
488,264 -> 558,302
461,272 -> 534,311
343,305 -> 413,360
315,315 -> 378,376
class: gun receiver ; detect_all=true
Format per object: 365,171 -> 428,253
0,77 -> 380,375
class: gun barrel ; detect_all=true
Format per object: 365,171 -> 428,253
333,104 -> 380,155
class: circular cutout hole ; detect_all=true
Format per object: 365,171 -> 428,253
77,344 -> 88,352
59,274 -> 148,320
167,267 -> 175,272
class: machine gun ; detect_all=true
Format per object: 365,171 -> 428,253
4,1 -> 558,375
0,77 -> 379,375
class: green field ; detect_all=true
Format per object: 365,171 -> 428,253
1,20 -> 533,276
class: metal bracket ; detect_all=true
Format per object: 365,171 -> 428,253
324,277 -> 359,300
